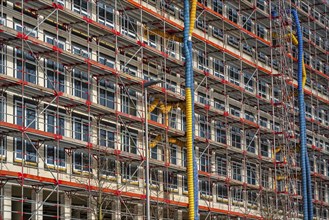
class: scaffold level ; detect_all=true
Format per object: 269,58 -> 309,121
0,0 -> 328,219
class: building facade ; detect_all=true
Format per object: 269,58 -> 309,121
0,0 -> 328,219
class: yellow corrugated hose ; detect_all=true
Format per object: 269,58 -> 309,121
185,88 -> 194,220
189,0 -> 197,37
287,33 -> 307,88
188,1 -> 197,219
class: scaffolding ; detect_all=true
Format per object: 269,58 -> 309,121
0,0 -> 328,219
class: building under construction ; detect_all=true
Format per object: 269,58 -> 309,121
0,0 -> 328,219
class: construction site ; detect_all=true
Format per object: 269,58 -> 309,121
0,0 -> 328,219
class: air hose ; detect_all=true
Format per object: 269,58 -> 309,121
291,9 -> 313,220
183,0 -> 195,219
189,0 -> 199,219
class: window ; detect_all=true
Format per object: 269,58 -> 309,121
244,73 -> 254,92
199,152 -> 210,172
14,21 -> 37,38
0,44 -> 5,74
151,146 -> 158,160
196,19 -> 208,31
200,180 -> 212,196
45,60 -> 65,92
213,27 -> 224,40
228,6 -> 238,23
213,59 -> 224,78
15,101 -> 36,128
149,170 -> 159,186
258,80 -> 267,98
245,111 -> 255,122
121,89 -> 137,116
305,104 -> 313,118
170,145 -> 177,165
121,63 -> 137,76
258,52 -> 267,64
73,116 -> 89,142
257,0 -> 267,11
198,50 -> 209,72
72,44 -> 90,58
45,145 -> 65,168
228,36 -> 239,49
199,115 -> 210,138
14,102 -> 36,162
232,187 -> 243,202
164,171 -> 178,189
302,26 -> 310,39
316,160 -> 324,175
0,14 -> 5,25
215,121 -> 226,144
246,132 -> 256,153
0,96 -> 5,121
121,128 -> 138,154
99,79 -> 115,109
247,191 -> 257,205
230,105 -> 240,117
216,157 -> 227,176
165,80 -> 177,93
99,157 -> 116,177
242,43 -> 254,56
231,127 -> 241,148
73,69 -> 89,100
232,162 -> 242,181
99,54 -> 115,68
15,49 -> 37,84
307,135 -> 313,146
73,152 -> 91,172
262,170 -> 269,188
260,140 -> 270,157
182,175 -> 188,191
228,66 -> 240,86
213,0 -> 223,14
182,148 -> 187,167
214,98 -> 225,111
15,138 -> 37,163
242,16 -> 252,32
159,0 -> 175,14
45,33 -> 65,49
147,34 -> 157,48
97,2 -> 114,28
273,88 -> 280,103
169,110 -> 177,129
198,92 -> 209,105
247,163 -> 257,185
121,162 -> 138,181
150,107 -> 159,122
217,184 -> 228,200
121,15 -> 137,39
0,137 -> 6,157
256,24 -> 266,39
99,123 -> 115,148
45,110 -> 65,136
165,41 -> 176,58
73,0 -> 89,17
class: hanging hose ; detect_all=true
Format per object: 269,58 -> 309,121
183,0 -> 195,219
291,9 -> 313,220
188,1 -> 199,219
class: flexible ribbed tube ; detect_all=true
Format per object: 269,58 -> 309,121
189,0 -> 199,217
291,9 -> 312,220
183,0 -> 195,219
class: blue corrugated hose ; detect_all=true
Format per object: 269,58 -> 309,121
291,9 -> 313,220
